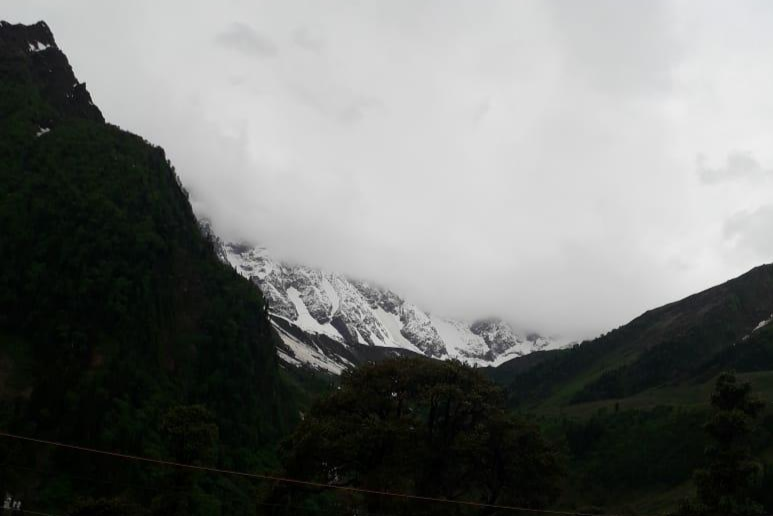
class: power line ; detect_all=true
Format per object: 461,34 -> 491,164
0,462 -> 364,516
0,430 -> 612,516
1,462 -> 188,495
2,453 -> 400,516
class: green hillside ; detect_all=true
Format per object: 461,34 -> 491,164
492,265 -> 773,514
499,264 -> 773,411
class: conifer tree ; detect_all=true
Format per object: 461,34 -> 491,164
677,372 -> 765,516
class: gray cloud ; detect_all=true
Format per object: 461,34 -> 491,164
338,97 -> 381,124
5,0 -> 773,338
698,152 -> 772,184
472,98 -> 491,124
216,23 -> 277,58
724,204 -> 773,261
293,27 -> 324,53
546,0 -> 680,97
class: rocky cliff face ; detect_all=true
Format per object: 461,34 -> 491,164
209,232 -> 565,373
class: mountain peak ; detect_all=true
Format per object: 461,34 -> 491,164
0,20 -> 104,123
217,237 -> 565,372
0,20 -> 55,50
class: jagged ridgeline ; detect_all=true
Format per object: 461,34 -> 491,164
0,19 -> 296,506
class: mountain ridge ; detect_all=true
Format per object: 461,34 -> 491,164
495,261 -> 773,409
198,223 -> 568,373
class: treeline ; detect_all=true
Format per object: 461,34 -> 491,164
267,361 -> 773,516
271,357 -> 562,515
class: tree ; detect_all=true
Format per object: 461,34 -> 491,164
274,358 -> 562,515
677,372 -> 765,516
159,404 -> 219,465
151,405 -> 220,516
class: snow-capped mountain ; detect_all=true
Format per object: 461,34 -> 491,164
205,230 -> 566,374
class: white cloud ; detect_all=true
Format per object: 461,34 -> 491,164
215,22 -> 277,58
724,204 -> 773,262
697,152 -> 772,184
4,0 -> 773,337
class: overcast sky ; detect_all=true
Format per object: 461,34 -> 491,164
6,1 -> 773,338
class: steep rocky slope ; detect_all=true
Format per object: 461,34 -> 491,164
209,237 -> 565,373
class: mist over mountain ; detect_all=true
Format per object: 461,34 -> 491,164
203,228 -> 569,373
3,6 -> 773,516
5,1 -> 773,338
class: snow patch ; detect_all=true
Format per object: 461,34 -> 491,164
431,316 -> 488,359
274,324 -> 350,375
373,307 -> 420,352
320,277 -> 340,315
754,315 -> 773,333
286,287 -> 342,340
28,41 -> 51,52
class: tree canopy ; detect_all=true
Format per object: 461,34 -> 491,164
677,372 -> 766,516
275,357 -> 562,515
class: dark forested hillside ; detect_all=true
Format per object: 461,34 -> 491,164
489,266 -> 773,514
0,21 -> 295,514
498,263 -> 773,410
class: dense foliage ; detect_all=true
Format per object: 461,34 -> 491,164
677,373 -> 766,516
273,358 -> 562,515
490,264 -> 773,513
549,406 -> 708,506
0,21 -> 294,515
